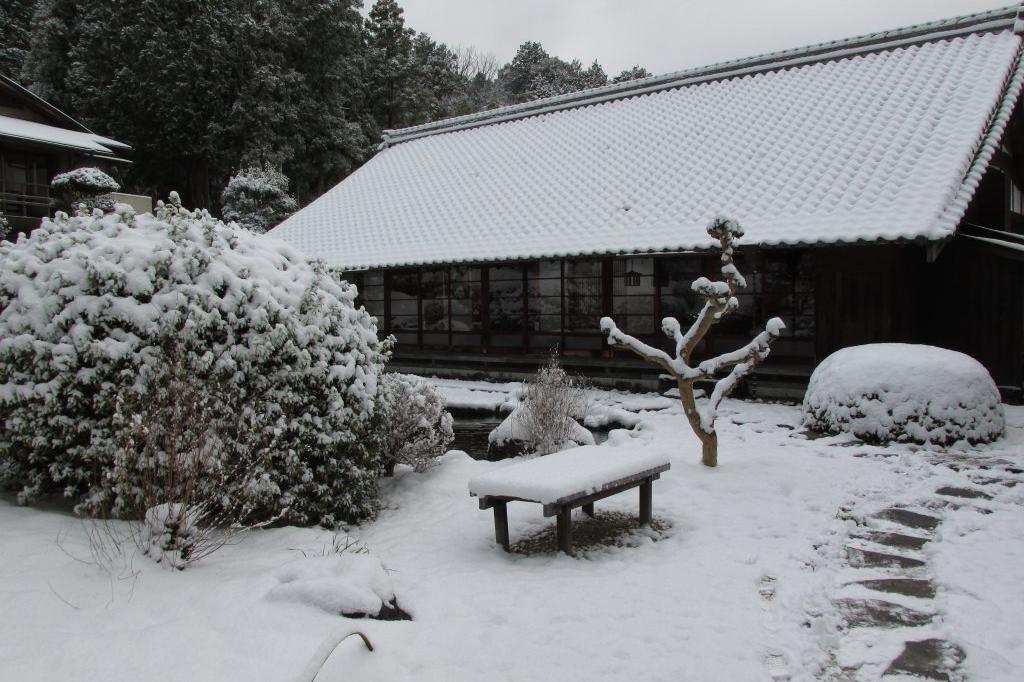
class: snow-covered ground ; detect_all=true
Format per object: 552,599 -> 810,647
2,381 -> 1022,681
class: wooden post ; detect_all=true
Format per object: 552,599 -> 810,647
639,479 -> 652,526
493,501 -> 510,551
556,507 -> 573,555
582,503 -> 594,517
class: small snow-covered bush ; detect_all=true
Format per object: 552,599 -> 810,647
489,354 -> 593,457
0,210 -> 8,239
0,193 -> 387,526
51,166 -> 120,213
802,344 -> 1004,446
371,373 -> 453,474
221,163 -> 297,233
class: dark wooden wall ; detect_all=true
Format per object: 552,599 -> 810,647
924,238 -> 1024,401
813,240 -> 1023,402
814,244 -> 927,358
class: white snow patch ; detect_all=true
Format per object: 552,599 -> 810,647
267,554 -> 396,617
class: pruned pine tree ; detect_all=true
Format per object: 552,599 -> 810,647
600,217 -> 786,467
221,163 -> 297,233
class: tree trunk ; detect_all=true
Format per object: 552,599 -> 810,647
676,378 -> 719,468
700,430 -> 718,468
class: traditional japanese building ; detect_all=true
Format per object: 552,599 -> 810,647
273,6 -> 1024,402
0,74 -> 138,237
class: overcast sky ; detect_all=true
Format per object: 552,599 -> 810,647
386,0 -> 1009,75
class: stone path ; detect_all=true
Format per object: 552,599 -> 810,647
820,457 -> 1023,681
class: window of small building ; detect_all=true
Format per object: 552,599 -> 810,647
488,264 -> 525,348
0,152 -> 50,218
658,257 -> 703,329
758,251 -> 816,339
450,266 -> 482,349
358,271 -> 385,326
389,271 -> 419,347
527,260 -> 562,351
420,269 -> 449,347
563,259 -> 602,350
612,257 -> 655,335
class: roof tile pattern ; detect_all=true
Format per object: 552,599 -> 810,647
273,29 -> 1023,269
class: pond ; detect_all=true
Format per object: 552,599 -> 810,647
450,412 -> 612,461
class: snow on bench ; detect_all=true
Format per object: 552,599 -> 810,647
468,445 -> 671,555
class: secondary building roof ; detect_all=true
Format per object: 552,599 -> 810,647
0,74 -> 132,159
0,115 -> 131,156
272,5 -> 1024,270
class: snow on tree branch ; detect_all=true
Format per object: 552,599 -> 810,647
599,216 -> 785,467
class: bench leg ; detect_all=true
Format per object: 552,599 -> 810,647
582,503 -> 594,517
639,479 -> 652,526
493,502 -> 510,552
556,507 -> 573,555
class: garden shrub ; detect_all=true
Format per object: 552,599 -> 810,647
802,343 -> 1004,446
0,193 -> 387,526
371,373 -> 453,474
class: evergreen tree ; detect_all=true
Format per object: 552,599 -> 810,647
497,41 -> 550,103
364,0 -> 415,130
613,65 -> 652,83
20,0 -> 77,110
0,0 -> 35,78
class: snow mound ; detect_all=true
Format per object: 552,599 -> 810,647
267,555 -> 396,618
487,405 -> 594,458
802,344 -> 1004,445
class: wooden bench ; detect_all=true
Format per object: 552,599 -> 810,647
468,446 -> 670,555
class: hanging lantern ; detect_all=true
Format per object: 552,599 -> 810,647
623,259 -> 642,287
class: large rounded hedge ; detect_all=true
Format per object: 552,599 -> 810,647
802,343 -> 1004,446
0,196 -> 386,525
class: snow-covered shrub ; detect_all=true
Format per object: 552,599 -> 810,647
371,373 -> 454,474
0,209 -> 9,239
0,193 -> 387,526
802,344 -> 1004,446
488,354 -> 592,457
221,163 -> 297,233
51,166 -> 120,214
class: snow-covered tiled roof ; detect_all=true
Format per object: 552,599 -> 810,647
272,6 -> 1024,270
0,115 -> 131,156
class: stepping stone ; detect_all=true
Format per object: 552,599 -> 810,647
854,578 -> 936,599
884,638 -> 965,680
846,547 -> 926,570
835,598 -> 933,629
856,530 -> 930,551
935,486 -> 992,500
971,476 -> 1020,488
871,508 -> 941,531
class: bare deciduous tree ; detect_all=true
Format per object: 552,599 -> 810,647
110,346 -> 283,568
453,45 -> 500,81
600,217 -> 785,467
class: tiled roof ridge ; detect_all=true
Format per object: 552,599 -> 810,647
382,3 -> 1024,148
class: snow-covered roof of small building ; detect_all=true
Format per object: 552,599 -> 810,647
0,115 -> 131,157
272,5 -> 1024,270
